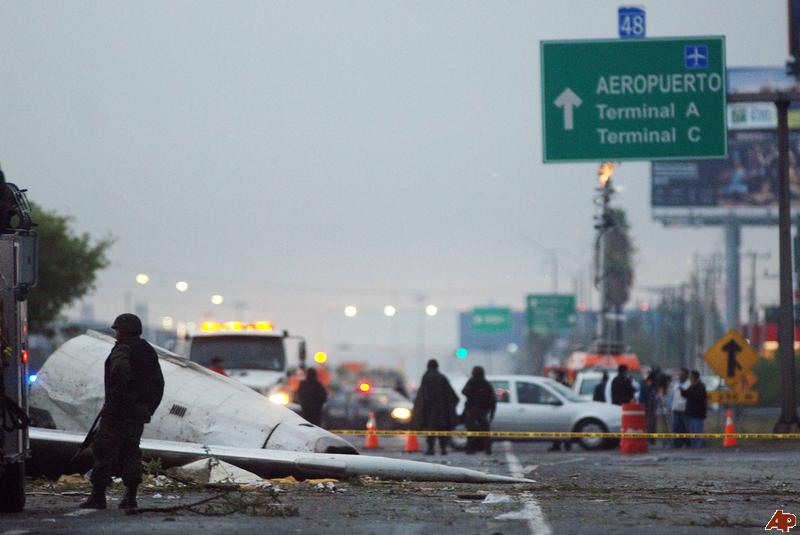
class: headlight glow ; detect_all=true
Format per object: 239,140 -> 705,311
390,407 -> 411,420
269,392 -> 290,405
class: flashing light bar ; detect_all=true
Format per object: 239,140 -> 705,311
199,321 -> 273,333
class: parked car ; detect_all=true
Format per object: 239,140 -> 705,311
450,374 -> 622,450
321,386 -> 413,431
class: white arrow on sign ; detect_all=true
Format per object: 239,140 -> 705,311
554,87 -> 582,131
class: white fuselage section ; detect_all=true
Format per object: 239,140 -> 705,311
30,331 -> 354,454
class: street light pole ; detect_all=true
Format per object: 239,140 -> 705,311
595,162 -> 616,352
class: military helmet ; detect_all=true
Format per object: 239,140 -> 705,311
111,313 -> 143,335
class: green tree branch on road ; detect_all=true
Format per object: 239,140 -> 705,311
28,203 -> 113,334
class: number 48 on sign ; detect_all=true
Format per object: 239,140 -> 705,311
618,6 -> 645,39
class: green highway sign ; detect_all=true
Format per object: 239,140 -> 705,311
471,307 -> 513,334
541,36 -> 727,162
526,294 -> 576,335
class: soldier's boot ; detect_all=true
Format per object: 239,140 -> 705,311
119,485 -> 138,509
79,485 -> 107,509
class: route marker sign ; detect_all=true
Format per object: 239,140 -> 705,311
618,6 -> 646,39
703,329 -> 759,386
540,36 -> 727,162
471,307 -> 513,334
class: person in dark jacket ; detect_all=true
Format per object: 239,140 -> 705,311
549,371 -> 573,452
412,359 -> 459,455
296,368 -> 328,426
81,313 -> 164,510
461,366 -> 496,454
639,372 -> 658,443
610,364 -> 635,406
680,370 -> 707,448
593,371 -> 609,402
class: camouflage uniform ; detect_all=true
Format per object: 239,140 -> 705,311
90,338 -> 164,488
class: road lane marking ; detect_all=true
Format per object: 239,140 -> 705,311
502,441 -> 552,535
63,509 -> 97,517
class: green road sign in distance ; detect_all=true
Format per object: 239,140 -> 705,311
526,294 -> 576,335
472,307 -> 512,333
541,36 -> 727,162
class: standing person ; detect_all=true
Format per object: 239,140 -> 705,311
80,314 -> 164,510
549,371 -> 573,452
639,372 -> 658,443
295,368 -> 328,426
461,366 -> 496,455
208,356 -> 229,377
412,359 -> 459,455
670,368 -> 690,448
681,370 -> 707,448
593,371 -> 609,402
610,364 -> 635,406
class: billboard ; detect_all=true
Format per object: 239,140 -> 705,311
651,68 -> 800,223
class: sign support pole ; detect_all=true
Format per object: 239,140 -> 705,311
774,98 -> 800,432
724,219 -> 741,330
726,93 -> 799,431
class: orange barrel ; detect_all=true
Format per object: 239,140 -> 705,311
619,402 -> 648,454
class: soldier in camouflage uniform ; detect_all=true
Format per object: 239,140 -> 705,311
80,313 -> 164,510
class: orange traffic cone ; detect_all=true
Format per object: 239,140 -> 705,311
364,410 -> 380,449
723,410 -> 737,447
403,432 -> 420,453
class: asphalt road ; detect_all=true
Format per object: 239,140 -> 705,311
2,438 -> 798,534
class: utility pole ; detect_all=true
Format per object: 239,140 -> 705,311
744,251 -> 770,347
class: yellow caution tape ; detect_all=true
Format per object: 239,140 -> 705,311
329,429 -> 800,440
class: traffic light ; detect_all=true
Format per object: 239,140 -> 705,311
455,347 -> 468,359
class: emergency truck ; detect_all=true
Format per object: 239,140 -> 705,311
0,175 -> 37,513
176,321 -> 307,396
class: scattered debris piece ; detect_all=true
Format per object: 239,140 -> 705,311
482,493 -> 512,505
168,458 -> 264,486
269,476 -> 299,484
456,492 -> 488,500
56,474 -> 85,485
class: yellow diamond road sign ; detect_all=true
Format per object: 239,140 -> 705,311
703,329 -> 759,386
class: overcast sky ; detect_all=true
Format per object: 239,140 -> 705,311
0,1 -> 790,374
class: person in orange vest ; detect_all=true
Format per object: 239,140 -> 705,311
208,357 -> 229,377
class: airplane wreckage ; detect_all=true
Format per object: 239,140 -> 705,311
28,331 -> 530,484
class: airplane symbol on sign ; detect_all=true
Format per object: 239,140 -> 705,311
684,45 -> 708,69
